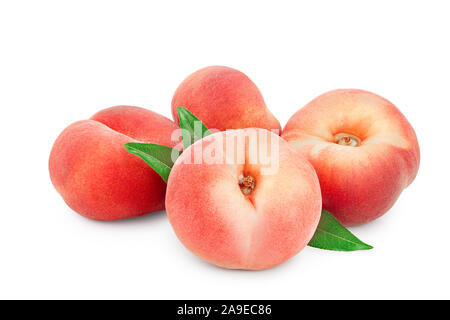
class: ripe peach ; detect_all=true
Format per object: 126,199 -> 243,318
49,106 -> 181,221
165,128 -> 322,270
171,66 -> 281,133
282,89 -> 420,226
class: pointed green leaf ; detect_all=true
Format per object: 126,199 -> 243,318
124,143 -> 181,183
308,210 -> 373,251
177,107 -> 212,149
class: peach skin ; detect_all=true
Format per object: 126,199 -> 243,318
165,128 -> 322,270
49,106 -> 181,221
171,66 -> 281,133
282,89 -> 420,226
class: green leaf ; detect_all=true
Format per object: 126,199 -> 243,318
124,143 -> 181,183
308,210 -> 373,251
124,108 -> 211,183
177,107 -> 212,149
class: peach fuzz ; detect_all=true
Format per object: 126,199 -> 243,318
49,106 -> 181,221
165,128 -> 322,270
171,66 -> 281,133
282,89 -> 420,226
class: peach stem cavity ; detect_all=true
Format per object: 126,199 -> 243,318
239,174 -> 256,195
334,133 -> 361,147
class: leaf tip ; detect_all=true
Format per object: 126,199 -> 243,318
124,142 -> 134,152
360,243 -> 374,250
176,106 -> 188,116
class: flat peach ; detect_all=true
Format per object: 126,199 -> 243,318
282,89 -> 420,225
49,106 -> 181,220
171,66 -> 281,132
165,128 -> 322,270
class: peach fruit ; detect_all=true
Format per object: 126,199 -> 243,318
171,66 -> 281,133
49,106 -> 181,221
165,128 -> 322,270
282,89 -> 420,226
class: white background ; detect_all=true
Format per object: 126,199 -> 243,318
0,1 -> 449,299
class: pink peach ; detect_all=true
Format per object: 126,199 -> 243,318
165,128 -> 322,270
49,106 -> 181,221
171,66 -> 281,133
282,89 -> 420,226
